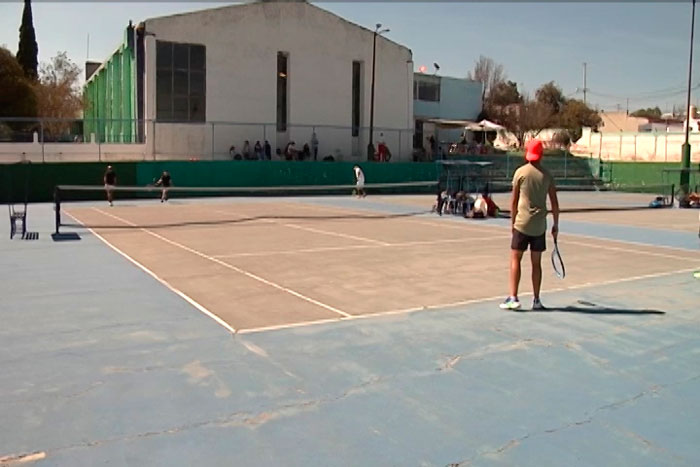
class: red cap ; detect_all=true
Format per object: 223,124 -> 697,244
525,139 -> 543,162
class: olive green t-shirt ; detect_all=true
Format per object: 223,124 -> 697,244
512,163 -> 553,236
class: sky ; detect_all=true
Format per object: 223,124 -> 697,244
1,1 -> 698,113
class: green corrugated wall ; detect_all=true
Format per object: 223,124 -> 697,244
83,26 -> 136,143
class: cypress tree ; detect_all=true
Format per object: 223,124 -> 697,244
16,0 -> 38,80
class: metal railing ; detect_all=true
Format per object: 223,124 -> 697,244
0,117 -> 415,163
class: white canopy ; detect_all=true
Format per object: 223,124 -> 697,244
478,119 -> 505,131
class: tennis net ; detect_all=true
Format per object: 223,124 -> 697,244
485,182 -> 676,213
53,181 -> 437,233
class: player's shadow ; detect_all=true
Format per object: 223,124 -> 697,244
530,300 -> 665,315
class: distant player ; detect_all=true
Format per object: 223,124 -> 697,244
103,165 -> 116,206
353,165 -> 366,198
154,171 -> 172,202
500,139 -> 560,311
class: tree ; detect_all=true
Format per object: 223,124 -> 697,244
467,55 -> 506,109
488,80 -> 522,107
559,99 -> 601,142
535,81 -> 566,115
0,47 -> 37,118
630,106 -> 662,119
34,51 -> 83,139
494,97 -> 553,149
16,0 -> 38,80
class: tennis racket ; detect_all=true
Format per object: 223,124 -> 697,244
551,238 -> 565,279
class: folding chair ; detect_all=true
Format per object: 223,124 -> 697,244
9,202 -> 27,239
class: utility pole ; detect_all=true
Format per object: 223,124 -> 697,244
626,98 -> 629,115
582,62 -> 588,105
681,0 -> 696,202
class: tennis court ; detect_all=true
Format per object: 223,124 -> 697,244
2,186 -> 700,466
61,189 -> 698,333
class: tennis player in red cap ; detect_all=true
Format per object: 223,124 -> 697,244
500,139 -> 559,311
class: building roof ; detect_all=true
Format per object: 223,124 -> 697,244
141,0 -> 412,55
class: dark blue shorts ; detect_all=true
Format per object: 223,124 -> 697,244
511,228 -> 546,252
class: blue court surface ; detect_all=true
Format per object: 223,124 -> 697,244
1,193 -> 699,466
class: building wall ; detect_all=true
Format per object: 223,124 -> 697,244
413,74 -> 482,121
142,1 -> 414,161
84,26 -> 137,143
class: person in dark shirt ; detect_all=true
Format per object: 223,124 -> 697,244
264,141 -> 272,160
154,171 -> 172,202
103,165 -> 117,206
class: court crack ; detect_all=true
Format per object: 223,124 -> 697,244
446,375 -> 700,466
20,375 -> 387,457
437,338 -> 553,371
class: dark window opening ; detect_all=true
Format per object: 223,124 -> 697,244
277,52 -> 288,132
414,76 -> 441,102
352,61 -> 361,137
155,40 -> 206,122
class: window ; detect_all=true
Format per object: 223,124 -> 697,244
155,41 -> 206,122
414,76 -> 441,102
277,52 -> 288,132
352,61 -> 362,137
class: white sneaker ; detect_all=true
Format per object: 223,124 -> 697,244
499,296 -> 521,310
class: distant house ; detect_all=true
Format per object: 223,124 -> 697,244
598,111 -> 649,133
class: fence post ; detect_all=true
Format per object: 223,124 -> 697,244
211,122 -> 215,160
633,134 -> 637,161
665,135 -> 668,162
40,120 -> 45,163
618,132 -> 622,160
653,134 -> 657,161
398,130 -> 401,163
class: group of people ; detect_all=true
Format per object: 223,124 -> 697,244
229,140 -> 272,161
433,185 -> 500,219
229,132 -> 320,161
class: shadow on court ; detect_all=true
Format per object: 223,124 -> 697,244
526,300 -> 666,315
60,211 -> 430,230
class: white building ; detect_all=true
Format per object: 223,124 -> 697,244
85,0 -> 414,161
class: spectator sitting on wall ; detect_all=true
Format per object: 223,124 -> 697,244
284,142 -> 298,160
264,140 -> 272,160
243,140 -> 251,159
229,145 -> 242,160
254,141 -> 263,160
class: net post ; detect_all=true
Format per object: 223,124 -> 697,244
54,186 -> 61,234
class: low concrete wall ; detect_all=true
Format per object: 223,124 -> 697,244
573,128 -> 700,162
0,141 -> 149,163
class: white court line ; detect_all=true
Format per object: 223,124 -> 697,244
92,208 -> 352,319
287,199 -> 700,253
563,239 -> 700,261
212,235 -> 510,259
238,265 -> 700,335
64,211 -> 237,335
208,205 -> 390,246
280,222 -> 390,246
